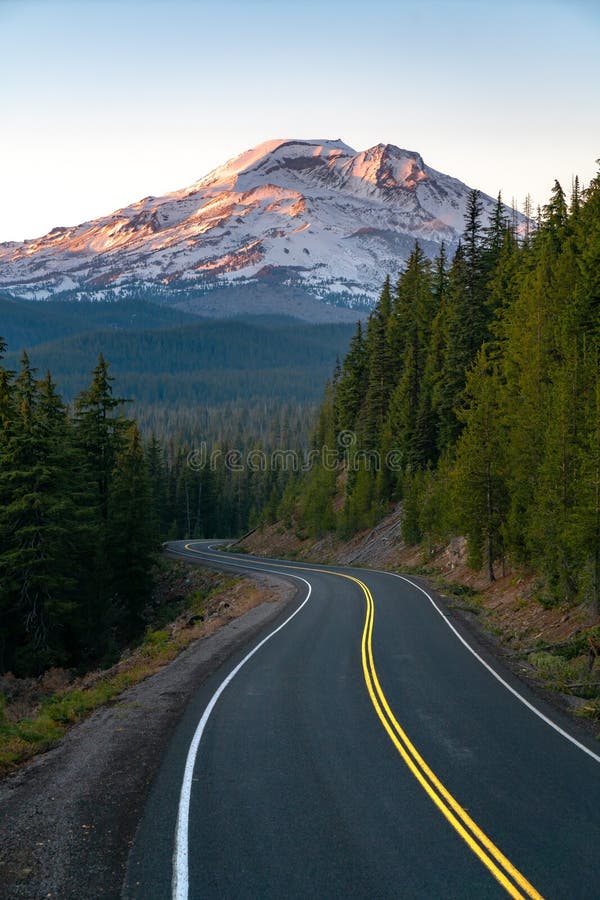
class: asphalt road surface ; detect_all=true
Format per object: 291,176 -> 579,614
123,541 -> 600,900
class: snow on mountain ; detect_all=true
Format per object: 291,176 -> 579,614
0,138 -> 516,315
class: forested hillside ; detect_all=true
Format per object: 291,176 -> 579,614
287,169 -> 600,610
0,294 -> 198,348
4,315 -> 355,406
4,313 -> 354,450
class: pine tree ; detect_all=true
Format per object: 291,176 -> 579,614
0,360 -> 85,673
416,247 -> 448,466
541,180 -> 568,248
299,382 -> 338,535
106,424 -> 155,639
434,244 -> 471,452
335,321 -> 367,436
72,355 -> 132,657
74,353 -> 131,522
576,358 -> 600,610
146,433 -> 168,544
361,277 -> 394,449
452,349 -> 508,581
384,244 -> 435,470
463,189 -> 487,340
483,191 -> 504,256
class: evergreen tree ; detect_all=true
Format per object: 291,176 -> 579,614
452,349 -> 508,581
541,179 -> 568,245
384,244 -> 435,470
74,353 -> 131,522
483,192 -> 509,275
0,360 -> 85,673
528,350 -> 580,600
335,321 -> 367,436
146,433 -> 168,543
576,358 -> 600,610
434,244 -> 471,451
106,424 -> 155,640
299,382 -> 337,536
360,277 -> 394,448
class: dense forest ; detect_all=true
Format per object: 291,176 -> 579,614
3,311 -> 353,471
0,349 -> 157,675
0,294 -> 198,348
3,311 -> 355,408
0,346 -> 304,677
286,168 -> 600,610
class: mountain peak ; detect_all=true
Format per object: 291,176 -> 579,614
348,143 -> 428,190
195,138 -> 356,191
0,137 -> 525,316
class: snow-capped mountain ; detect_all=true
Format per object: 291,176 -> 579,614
0,139 -> 514,316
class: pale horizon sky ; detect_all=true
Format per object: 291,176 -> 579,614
1,0 -> 599,243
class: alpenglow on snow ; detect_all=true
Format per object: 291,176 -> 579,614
0,138 -> 521,317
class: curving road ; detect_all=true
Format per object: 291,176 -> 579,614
123,541 -> 600,900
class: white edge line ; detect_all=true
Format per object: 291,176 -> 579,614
382,569 -> 600,765
171,544 -> 312,900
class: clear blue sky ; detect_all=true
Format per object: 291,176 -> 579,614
1,0 -> 598,242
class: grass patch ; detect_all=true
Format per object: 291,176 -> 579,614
528,650 -> 600,702
0,659 -> 164,774
574,698 -> 600,721
0,567 -> 247,776
395,563 -> 434,577
427,577 -> 483,612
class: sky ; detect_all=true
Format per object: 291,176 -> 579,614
0,0 -> 598,243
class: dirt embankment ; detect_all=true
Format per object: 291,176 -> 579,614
0,560 -> 296,899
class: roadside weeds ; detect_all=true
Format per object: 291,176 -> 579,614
0,561 -> 274,777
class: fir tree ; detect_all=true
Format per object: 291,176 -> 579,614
434,243 -> 471,452
361,277 -> 394,449
74,353 -> 131,522
384,244 -> 435,470
335,321 -> 367,436
106,424 -> 155,639
146,433 -> 168,544
0,361 -> 84,673
452,349 -> 508,581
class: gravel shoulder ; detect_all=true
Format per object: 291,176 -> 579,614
0,569 -> 296,900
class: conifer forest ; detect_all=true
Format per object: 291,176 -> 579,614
289,171 -> 600,611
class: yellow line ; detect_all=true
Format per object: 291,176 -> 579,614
183,545 -> 544,899
356,575 -> 541,900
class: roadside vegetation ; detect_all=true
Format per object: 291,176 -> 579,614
0,562 -> 254,774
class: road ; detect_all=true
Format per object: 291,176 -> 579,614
123,541 -> 600,900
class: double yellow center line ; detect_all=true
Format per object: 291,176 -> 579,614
190,546 -> 544,899
347,570 -> 543,900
